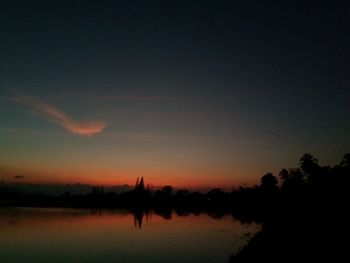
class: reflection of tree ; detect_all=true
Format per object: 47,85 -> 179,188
133,209 -> 145,229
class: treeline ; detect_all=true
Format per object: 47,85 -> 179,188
1,153 -> 349,220
230,153 -> 350,262
1,153 -> 350,261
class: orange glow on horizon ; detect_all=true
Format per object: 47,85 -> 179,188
1,164 -> 257,189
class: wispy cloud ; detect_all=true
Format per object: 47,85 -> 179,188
13,94 -> 106,137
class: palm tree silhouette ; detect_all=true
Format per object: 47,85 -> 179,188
299,153 -> 319,176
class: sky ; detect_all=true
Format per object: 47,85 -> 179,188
0,0 -> 349,189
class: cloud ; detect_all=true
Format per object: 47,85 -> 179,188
13,175 -> 25,180
13,94 -> 106,136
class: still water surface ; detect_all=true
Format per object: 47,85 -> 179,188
0,207 -> 259,262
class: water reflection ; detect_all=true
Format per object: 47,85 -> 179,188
132,209 -> 234,229
0,208 -> 260,263
133,209 -> 148,229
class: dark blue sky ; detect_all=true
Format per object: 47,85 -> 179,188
0,0 -> 349,187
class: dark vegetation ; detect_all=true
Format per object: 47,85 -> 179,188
231,153 -> 350,262
1,153 -> 350,262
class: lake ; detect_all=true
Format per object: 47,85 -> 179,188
0,207 -> 260,262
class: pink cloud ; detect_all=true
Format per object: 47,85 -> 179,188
14,95 -> 106,137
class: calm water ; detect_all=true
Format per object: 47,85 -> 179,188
0,207 -> 260,262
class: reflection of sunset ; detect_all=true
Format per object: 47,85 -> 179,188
0,208 -> 260,262
0,208 -> 250,232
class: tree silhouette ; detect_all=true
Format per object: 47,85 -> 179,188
232,153 -> 350,262
340,153 -> 350,168
260,173 -> 278,189
162,185 -> 173,196
299,153 -> 319,175
299,153 -> 320,184
279,168 -> 306,201
258,173 -> 280,219
260,173 -> 279,198
139,177 -> 145,191
279,168 -> 290,182
134,177 -> 145,192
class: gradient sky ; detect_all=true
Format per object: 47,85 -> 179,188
0,1 -> 349,188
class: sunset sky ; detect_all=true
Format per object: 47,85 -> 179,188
0,1 -> 349,188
